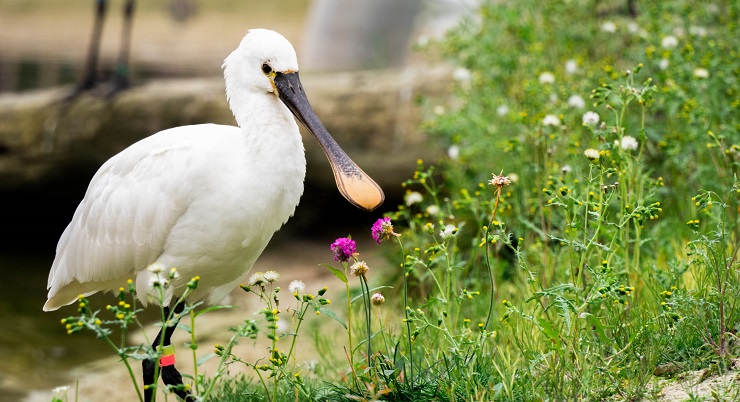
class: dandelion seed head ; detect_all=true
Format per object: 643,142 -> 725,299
659,58 -> 670,70
426,205 -> 440,216
497,104 -> 509,116
447,144 -> 460,160
620,136 -> 639,151
568,94 -> 585,109
538,72 -> 555,84
565,59 -> 578,74
661,35 -> 678,49
582,111 -> 600,126
248,272 -> 266,286
542,114 -> 561,126
584,148 -> 600,161
439,224 -> 458,239
263,270 -> 280,283
288,280 -> 305,294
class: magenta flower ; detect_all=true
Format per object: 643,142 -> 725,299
371,217 -> 400,243
330,237 -> 357,262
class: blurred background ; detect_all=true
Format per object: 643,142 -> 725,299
0,0 -> 475,400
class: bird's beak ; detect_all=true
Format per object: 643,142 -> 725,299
274,71 -> 384,212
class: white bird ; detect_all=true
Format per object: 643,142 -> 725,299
43,28 -> 384,401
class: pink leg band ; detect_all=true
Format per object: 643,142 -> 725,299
159,354 -> 176,367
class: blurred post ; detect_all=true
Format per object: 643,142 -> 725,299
300,0 -> 423,71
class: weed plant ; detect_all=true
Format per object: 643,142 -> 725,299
49,0 -> 740,401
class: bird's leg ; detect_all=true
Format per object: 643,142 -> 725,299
76,0 -> 108,94
142,302 -> 195,402
110,0 -> 136,94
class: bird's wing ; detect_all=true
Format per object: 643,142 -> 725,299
46,130 -> 205,308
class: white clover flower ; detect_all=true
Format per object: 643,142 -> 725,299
288,280 -> 305,294
661,35 -> 678,49
565,59 -> 578,74
601,21 -> 617,33
263,270 -> 280,283
584,148 -> 600,161
147,263 -> 165,274
693,68 -> 709,78
567,94 -> 585,109
248,272 -> 266,286
405,191 -> 423,206
542,114 -> 561,126
426,205 -> 440,216
350,261 -> 369,277
619,136 -> 639,151
371,292 -> 385,306
497,104 -> 509,116
538,72 -> 555,84
439,224 -> 458,239
659,58 -> 670,70
582,111 -> 600,126
447,144 -> 460,160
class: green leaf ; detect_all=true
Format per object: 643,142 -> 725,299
319,307 -> 347,329
194,304 -> 235,317
323,264 -> 348,284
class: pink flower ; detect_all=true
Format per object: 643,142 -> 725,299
330,237 -> 356,262
371,217 -> 397,244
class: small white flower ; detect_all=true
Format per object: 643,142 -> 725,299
584,148 -> 600,161
567,94 -> 585,109
661,35 -> 678,49
447,145 -> 460,160
538,72 -> 555,84
659,58 -> 670,70
453,67 -> 472,84
549,93 -> 559,104
439,224 -> 458,239
627,22 -> 639,34
693,68 -> 709,78
542,114 -> 561,126
426,205 -> 440,216
620,136 -> 639,151
263,270 -> 280,283
689,26 -> 707,37
601,21 -> 617,33
508,173 -> 519,183
433,105 -> 445,115
497,104 -> 509,116
350,261 -> 369,277
147,263 -> 165,274
248,272 -> 266,286
405,191 -> 423,206
565,59 -> 578,74
148,275 -> 168,289
561,164 -> 572,174
288,280 -> 305,294
582,111 -> 600,126
52,386 -> 70,395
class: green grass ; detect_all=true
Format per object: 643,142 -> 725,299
51,0 -> 740,401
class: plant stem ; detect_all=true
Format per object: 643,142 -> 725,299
395,236 -> 414,383
483,186 -> 502,330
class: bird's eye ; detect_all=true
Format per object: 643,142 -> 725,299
261,63 -> 273,75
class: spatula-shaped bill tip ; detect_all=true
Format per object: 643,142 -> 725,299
275,71 -> 385,211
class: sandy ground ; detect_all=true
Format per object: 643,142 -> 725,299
20,237 -> 393,402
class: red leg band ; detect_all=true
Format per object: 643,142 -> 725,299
159,354 -> 176,367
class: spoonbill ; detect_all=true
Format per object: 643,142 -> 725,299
44,28 -> 384,401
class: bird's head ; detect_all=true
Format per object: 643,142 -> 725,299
223,29 -> 384,212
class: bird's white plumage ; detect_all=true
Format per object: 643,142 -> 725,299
44,29 -> 306,311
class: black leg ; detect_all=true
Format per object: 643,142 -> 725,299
79,0 -> 108,92
111,0 -> 135,94
143,302 -> 195,402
